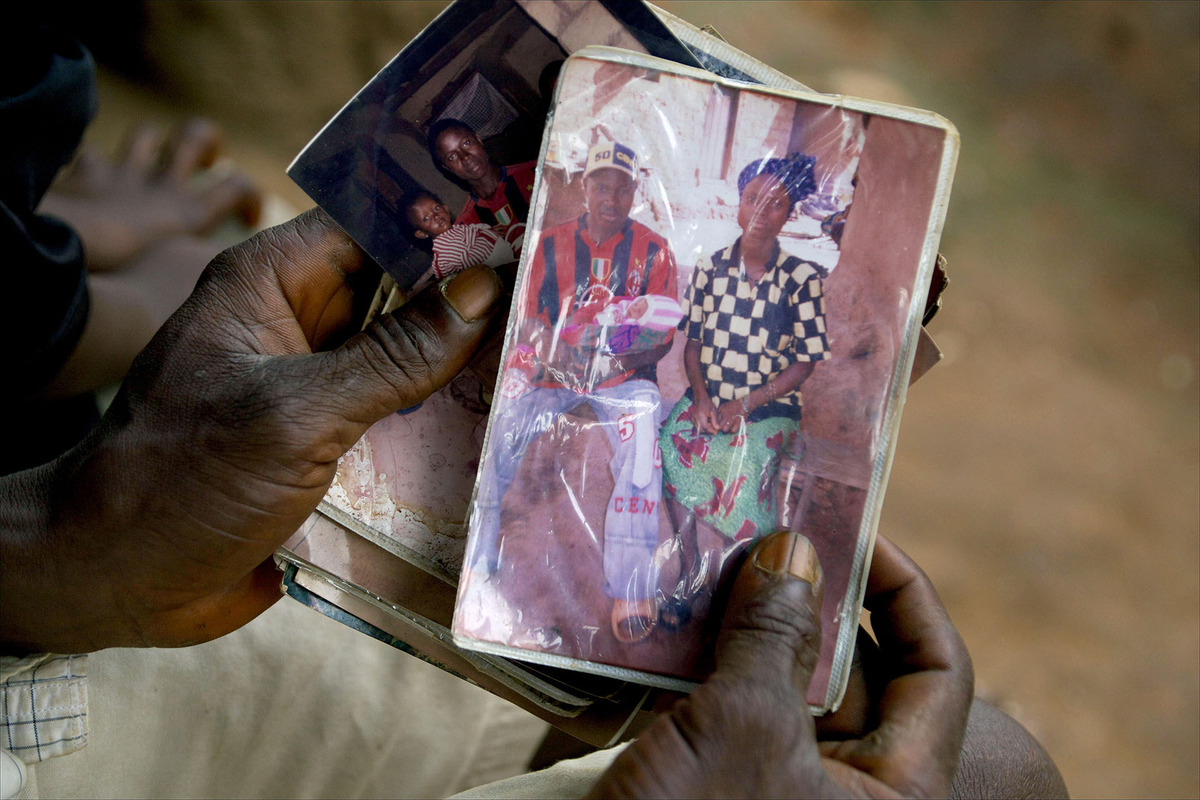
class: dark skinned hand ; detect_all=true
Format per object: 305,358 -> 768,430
713,399 -> 747,433
0,208 -> 502,654
690,395 -> 720,435
587,532 -> 974,798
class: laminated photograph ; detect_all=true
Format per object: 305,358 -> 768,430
453,47 -> 959,712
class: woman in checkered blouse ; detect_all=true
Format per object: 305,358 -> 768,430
658,154 -> 833,627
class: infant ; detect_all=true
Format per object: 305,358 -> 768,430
404,190 -> 521,292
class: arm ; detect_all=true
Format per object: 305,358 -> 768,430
683,339 -> 719,434
434,225 -> 512,279
1,209 -> 501,654
608,339 -> 670,375
751,359 -> 815,410
714,359 -> 816,432
540,338 -> 670,394
583,243 -> 680,385
714,265 -> 830,431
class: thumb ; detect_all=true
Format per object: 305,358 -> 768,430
587,533 -> 828,799
715,530 -> 825,696
316,264 -> 504,430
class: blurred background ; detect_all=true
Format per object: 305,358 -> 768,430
61,2 -> 1198,797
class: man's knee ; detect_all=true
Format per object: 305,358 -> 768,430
951,698 -> 1068,799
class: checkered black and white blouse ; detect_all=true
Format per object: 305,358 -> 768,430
682,239 -> 831,418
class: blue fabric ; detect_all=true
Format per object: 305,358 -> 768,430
0,26 -> 98,473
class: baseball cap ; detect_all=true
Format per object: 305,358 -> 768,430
583,141 -> 638,180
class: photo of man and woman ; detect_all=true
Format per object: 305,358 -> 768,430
455,51 -> 956,710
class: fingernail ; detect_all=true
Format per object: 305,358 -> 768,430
754,531 -> 823,590
440,265 -> 501,323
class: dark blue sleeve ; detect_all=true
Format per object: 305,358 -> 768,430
0,26 -> 100,474
0,26 -> 97,397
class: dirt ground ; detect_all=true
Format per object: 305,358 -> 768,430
74,2 -> 1198,797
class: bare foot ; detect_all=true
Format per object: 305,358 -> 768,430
43,236 -> 228,398
39,118 -> 262,272
37,119 -> 264,397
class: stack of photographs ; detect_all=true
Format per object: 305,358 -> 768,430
279,0 -> 957,737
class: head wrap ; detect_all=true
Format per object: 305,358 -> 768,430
737,153 -> 818,210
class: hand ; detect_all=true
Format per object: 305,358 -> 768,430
714,397 -> 748,433
0,209 -> 502,653
39,118 -> 262,272
538,343 -> 617,394
587,532 -> 974,798
691,395 -> 719,435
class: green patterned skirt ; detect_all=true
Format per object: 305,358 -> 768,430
659,395 -> 803,542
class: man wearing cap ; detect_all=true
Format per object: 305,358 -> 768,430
468,141 -> 677,644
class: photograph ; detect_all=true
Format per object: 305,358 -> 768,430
455,51 -> 955,708
288,0 -> 696,298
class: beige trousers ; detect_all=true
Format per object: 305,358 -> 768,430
16,598 -> 548,799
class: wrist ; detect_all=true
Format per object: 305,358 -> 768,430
0,463 -> 58,654
760,382 -> 778,406
0,452 -> 124,654
0,423 -> 146,654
